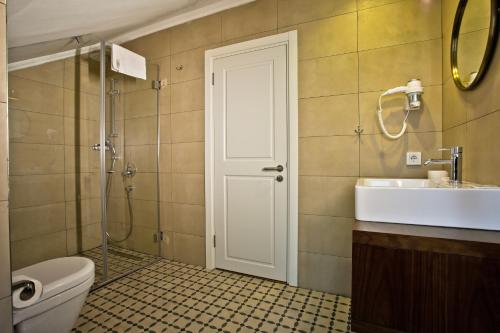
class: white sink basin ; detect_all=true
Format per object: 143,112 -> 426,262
355,178 -> 500,231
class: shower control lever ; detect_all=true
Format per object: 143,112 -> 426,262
262,165 -> 284,172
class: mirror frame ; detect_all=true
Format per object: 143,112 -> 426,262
451,0 -> 500,90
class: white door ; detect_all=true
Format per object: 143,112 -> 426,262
213,45 -> 288,281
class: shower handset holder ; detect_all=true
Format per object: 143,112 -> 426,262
377,79 -> 423,140
122,162 -> 137,178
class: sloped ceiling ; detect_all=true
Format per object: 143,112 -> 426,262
8,0 -> 252,63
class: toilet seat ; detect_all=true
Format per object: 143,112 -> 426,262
12,257 -> 95,325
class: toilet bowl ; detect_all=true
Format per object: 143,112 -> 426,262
12,257 -> 95,333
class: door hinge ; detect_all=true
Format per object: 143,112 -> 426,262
213,235 -> 216,248
153,79 -> 167,90
212,73 -> 214,86
154,231 -> 165,242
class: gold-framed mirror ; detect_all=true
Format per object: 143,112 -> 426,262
451,0 -> 499,90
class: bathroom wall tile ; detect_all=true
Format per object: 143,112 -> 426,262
64,172 -> 100,201
10,174 -> 65,208
299,136 -> 359,177
299,214 -> 353,258
153,56 -> 171,84
442,0 -> 459,37
359,39 -> 442,92
172,203 -> 205,237
131,199 -> 158,229
298,13 -> 357,60
123,89 -> 157,119
9,76 -> 64,115
171,111 -> 204,143
171,14 -> 221,54
171,47 -> 206,84
11,230 -> 67,270
159,144 -> 172,173
160,115 -> 172,144
159,172 -> 172,202
122,63 -> 159,93
466,110 -> 500,185
161,231 -> 174,259
221,0 -> 277,41
171,79 -> 204,113
172,142 -> 204,174
125,225 -> 158,255
9,143 -> 64,175
159,85 -> 171,115
11,60 -> 65,87
9,205 -> 65,242
442,78 -> 467,130
172,173 -> 204,205
173,232 -> 205,267
360,84 -> 443,134
132,173 -> 158,201
357,0 -> 404,10
125,144 -> 158,173
65,198 -> 100,229
358,0 -> 441,51
221,30 -> 278,46
63,57 -> 100,94
299,176 -> 356,217
443,124 -> 468,180
299,94 -> 358,137
0,202 -> 10,299
123,29 -> 170,60
277,0 -> 357,27
64,118 -> 99,146
64,145 -> 100,174
9,109 -> 64,144
124,116 -> 157,145
298,252 -> 351,296
160,202 -> 173,232
299,53 -> 358,98
359,132 -> 442,178
63,89 -> 99,120
66,223 -> 102,255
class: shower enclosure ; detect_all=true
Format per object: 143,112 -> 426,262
8,43 -> 162,287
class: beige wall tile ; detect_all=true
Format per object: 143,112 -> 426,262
299,136 -> 359,176
123,89 -> 157,119
159,85 -> 171,115
9,76 -> 64,115
299,53 -> 358,98
125,116 -> 157,145
171,14 -> 221,54
299,94 -> 358,137
11,60 -> 65,87
125,145 -> 158,173
442,78 -> 467,130
171,111 -> 204,143
172,173 -> 204,205
172,142 -> 204,174
66,223 -> 101,255
64,145 -> 99,174
64,118 -> 99,146
64,172 -> 100,201
443,124 -> 468,180
160,172 -> 172,202
278,0 -> 357,27
9,109 -> 64,144
160,202 -> 173,232
65,198 -> 100,229
298,252 -> 351,296
360,132 -> 442,178
358,0 -> 441,51
359,38 -> 442,92
161,231 -> 174,259
360,84 -> 443,134
63,57 -> 100,94
11,231 -> 67,270
173,232 -> 205,266
63,89 -> 99,120
125,225 -> 159,255
160,144 -> 172,173
132,173 -> 158,201
9,143 -> 64,175
171,47 -> 206,84
358,0 -> 403,10
298,13 -> 357,60
172,203 -> 205,236
171,79 -> 204,113
299,214 -> 353,257
10,204 -> 66,241
131,199 -> 158,228
160,115 -> 171,144
10,174 -> 65,208
221,0 -> 277,41
466,110 -> 500,185
299,176 -> 356,217
123,30 -> 170,60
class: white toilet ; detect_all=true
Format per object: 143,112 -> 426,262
12,257 -> 95,333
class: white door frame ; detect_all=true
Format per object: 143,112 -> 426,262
204,31 -> 298,286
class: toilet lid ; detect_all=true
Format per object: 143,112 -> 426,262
13,257 -> 95,301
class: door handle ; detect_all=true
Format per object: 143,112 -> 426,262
262,165 -> 284,172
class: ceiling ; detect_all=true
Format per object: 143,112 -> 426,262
8,0 -> 249,63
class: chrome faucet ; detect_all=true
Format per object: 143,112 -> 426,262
424,146 -> 463,183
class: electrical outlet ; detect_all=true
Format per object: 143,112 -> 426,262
406,152 -> 422,166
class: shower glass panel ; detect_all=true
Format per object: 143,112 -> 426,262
7,44 -> 161,288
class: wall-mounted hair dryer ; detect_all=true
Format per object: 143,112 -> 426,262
377,79 -> 423,139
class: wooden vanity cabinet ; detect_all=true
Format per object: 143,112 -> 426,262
351,222 -> 500,333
